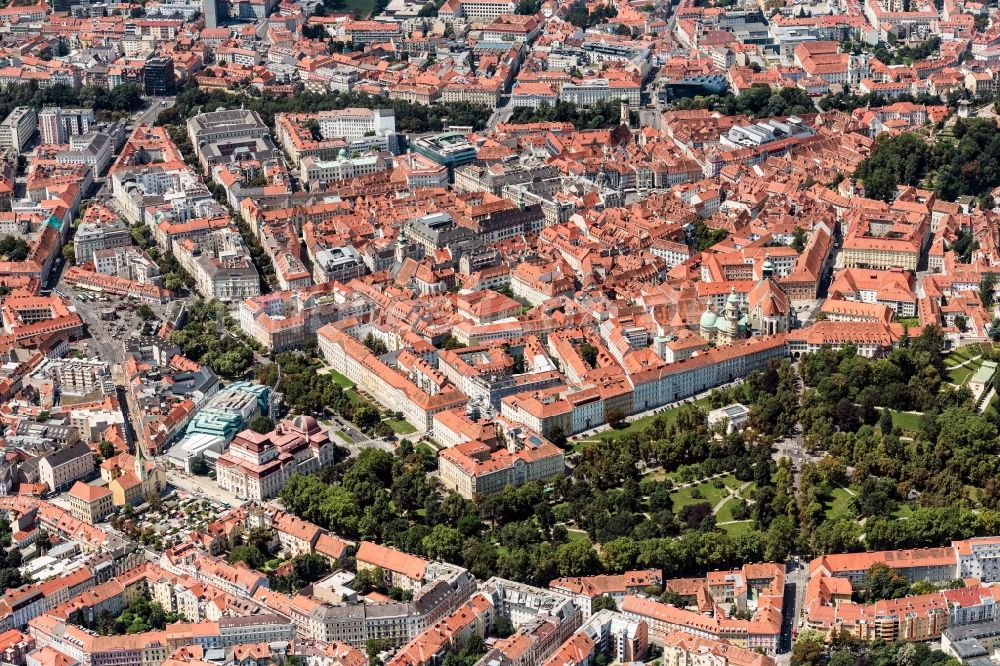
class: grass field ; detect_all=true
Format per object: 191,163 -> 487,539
386,418 -> 416,434
945,345 -> 983,366
566,528 -> 590,542
825,487 -> 856,520
947,358 -> 983,385
890,410 -> 924,433
720,521 -> 751,537
670,475 -> 734,510
325,368 -> 355,388
716,498 -> 744,523
893,503 -> 913,519
598,397 -> 712,442
335,430 -> 352,444
344,0 -> 375,16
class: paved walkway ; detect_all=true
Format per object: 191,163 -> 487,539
712,481 -> 752,516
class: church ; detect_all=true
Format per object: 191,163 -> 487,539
699,258 -> 792,343
102,448 -> 167,507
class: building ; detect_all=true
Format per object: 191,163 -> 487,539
143,57 -> 175,96
410,133 -> 478,172
0,107 -> 37,153
187,110 -> 271,152
550,570 -> 663,618
66,482 -> 113,524
38,442 -> 94,493
38,108 -> 95,146
659,631 -> 775,666
215,415 -> 338,501
317,326 -> 467,432
437,431 -> 564,498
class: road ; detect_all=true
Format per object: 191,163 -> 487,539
486,95 -> 514,130
134,96 -> 176,127
780,558 -> 809,659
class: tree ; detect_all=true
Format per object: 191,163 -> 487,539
137,305 -> 156,321
228,544 -> 266,569
981,272 -> 997,308
190,455 -> 209,475
791,631 -> 826,666
591,595 -> 618,612
99,440 -> 116,459
864,562 -> 911,601
579,342 -> 599,367
607,408 -> 627,429
422,524 -> 464,563
879,408 -> 894,434
555,539 -> 601,577
792,226 -> 807,252
249,415 -> 274,434
363,332 -> 389,355
62,242 -> 76,264
954,315 -> 968,332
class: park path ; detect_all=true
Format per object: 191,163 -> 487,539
712,481 -> 753,516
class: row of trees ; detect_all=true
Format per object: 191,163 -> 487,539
509,99 -> 628,130
671,85 -> 816,118
0,82 -> 144,123
164,80 -> 493,133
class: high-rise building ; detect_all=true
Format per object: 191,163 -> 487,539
203,0 -> 218,28
38,108 -> 95,145
143,57 -> 176,96
0,107 -> 37,153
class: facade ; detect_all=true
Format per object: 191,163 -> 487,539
0,107 -> 37,153
66,482 -> 113,524
437,434 -> 564,498
38,442 -> 94,493
215,416 -> 337,501
38,108 -> 95,146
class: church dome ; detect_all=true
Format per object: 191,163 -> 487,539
727,289 -> 740,305
700,310 -> 718,329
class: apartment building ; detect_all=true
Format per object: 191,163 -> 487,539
0,107 -> 37,153
550,570 -> 663,618
73,220 -> 131,264
317,326 -> 467,432
66,482 -> 113,524
38,108 -> 95,145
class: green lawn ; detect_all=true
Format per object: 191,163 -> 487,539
671,475 -> 734,510
893,503 -> 914,519
598,397 -> 712,442
825,487 -> 856,520
944,345 -> 983,366
716,498 -> 745,523
386,418 -> 416,434
345,0 -> 375,16
720,521 -> 751,537
335,431 -> 352,444
947,358 -> 982,385
566,529 -> 590,542
889,410 -> 924,433
325,368 -> 355,388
